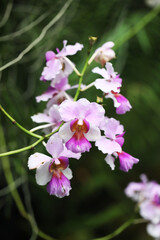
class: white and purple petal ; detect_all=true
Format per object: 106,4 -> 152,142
47,172 -> 71,198
28,152 -> 51,169
66,134 -> 91,153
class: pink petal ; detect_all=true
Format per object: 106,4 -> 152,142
95,137 -> 121,154
58,41 -> 83,56
45,51 -> 56,61
115,94 -> 132,115
118,151 -> 139,172
100,117 -> 124,139
41,59 -> 62,81
46,134 -> 64,158
101,41 -> 115,49
61,145 -> 81,160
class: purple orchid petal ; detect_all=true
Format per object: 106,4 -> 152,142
66,133 -> 91,153
54,77 -> 70,91
114,94 -> 132,115
115,135 -> 125,147
118,151 -> 139,172
57,156 -> 69,170
45,51 -> 56,61
47,172 -> 71,198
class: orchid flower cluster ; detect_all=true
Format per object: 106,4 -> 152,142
125,175 -> 160,239
28,39 -> 139,198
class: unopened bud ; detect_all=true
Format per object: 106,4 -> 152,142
89,36 -> 97,46
96,96 -> 103,104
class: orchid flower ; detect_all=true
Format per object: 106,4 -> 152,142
96,117 -> 139,171
88,41 -> 116,66
40,40 -> 83,82
125,175 -> 160,239
28,134 -> 81,198
59,98 -> 105,153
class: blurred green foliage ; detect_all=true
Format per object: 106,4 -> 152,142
0,0 -> 160,239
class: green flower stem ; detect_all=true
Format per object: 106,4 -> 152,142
0,123 -> 64,158
74,55 -> 89,101
0,105 -> 42,139
93,218 -> 147,240
0,120 -> 56,240
73,37 -> 95,101
114,4 -> 160,50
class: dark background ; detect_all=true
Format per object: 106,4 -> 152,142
0,0 -> 160,239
